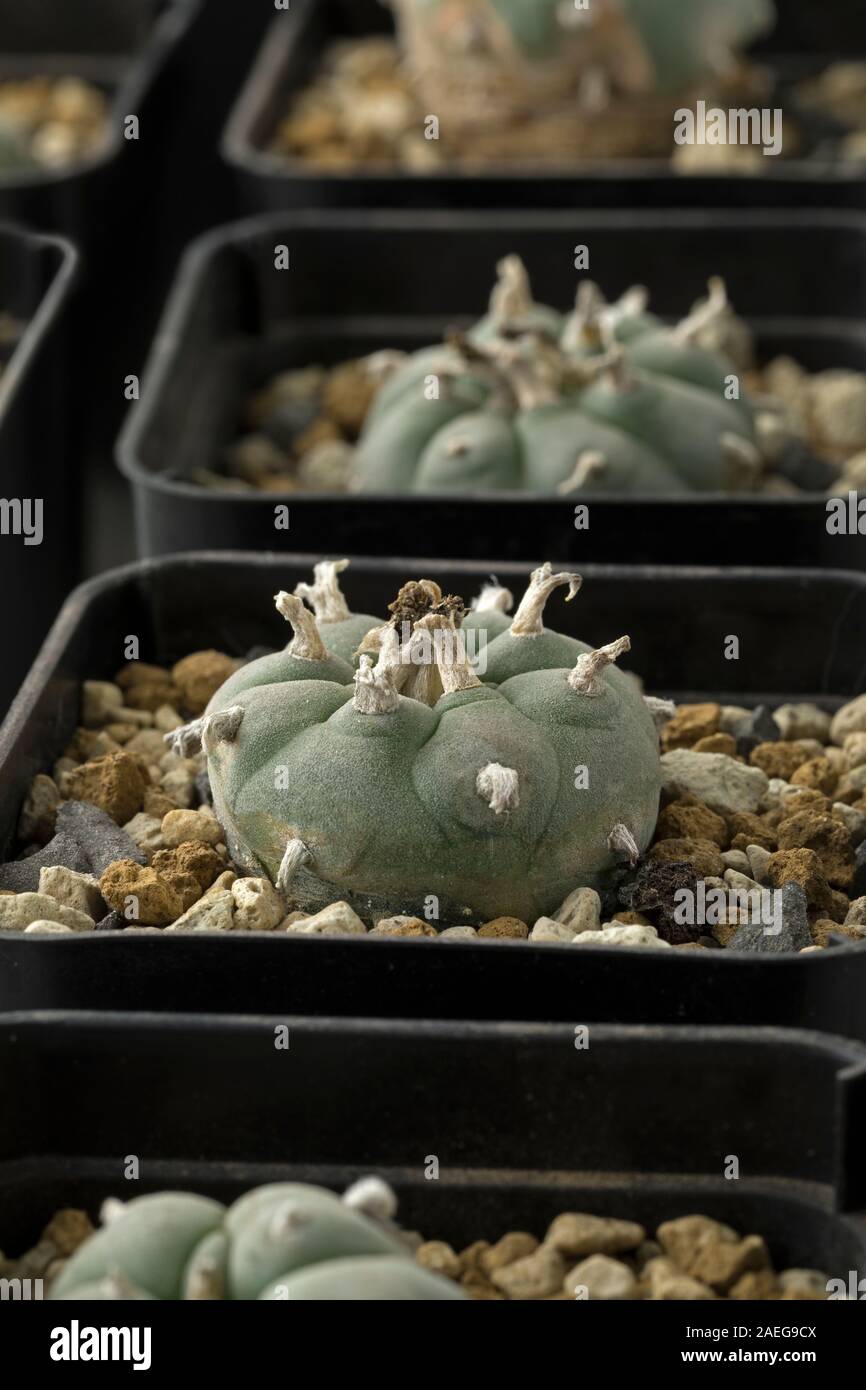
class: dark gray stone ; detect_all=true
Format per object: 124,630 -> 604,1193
775,440 -> 838,493
195,770 -> 212,807
851,841 -> 866,900
95,910 -> 129,933
728,882 -> 811,953
56,801 -> 146,876
0,832 -> 91,892
261,397 -> 319,451
735,705 -> 780,758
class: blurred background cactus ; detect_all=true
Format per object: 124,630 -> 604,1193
355,257 -> 764,495
386,0 -> 775,151
51,1179 -> 467,1301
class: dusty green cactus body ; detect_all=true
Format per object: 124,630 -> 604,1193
52,1179 -> 463,1302
388,0 -> 774,134
259,1255 -> 465,1300
174,561 -> 661,923
355,258 -> 760,497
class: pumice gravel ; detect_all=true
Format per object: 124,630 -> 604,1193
1,1181 -> 836,1301
2,559 -> 865,950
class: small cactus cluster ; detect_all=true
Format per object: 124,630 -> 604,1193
171,559 -> 662,925
51,1178 -> 466,1301
387,0 -> 774,132
354,256 -> 764,496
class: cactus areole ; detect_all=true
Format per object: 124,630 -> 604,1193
354,257 -> 764,497
172,561 -> 662,925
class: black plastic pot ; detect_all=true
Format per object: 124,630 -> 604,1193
221,0 -> 866,214
1,552 -> 866,1033
0,222 -> 78,713
118,208 -> 866,569
0,1 -> 204,476
2,1013 -> 865,1283
0,0 -> 200,242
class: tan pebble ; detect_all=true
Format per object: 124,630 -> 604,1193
646,1256 -> 717,1301
415,1241 -> 462,1280
692,733 -> 737,756
490,1245 -> 566,1299
98,861 -> 183,927
160,768 -> 196,808
831,694 -> 866,746
660,703 -> 721,751
437,925 -> 478,940
564,1253 -> 638,1300
778,1268 -> 829,1300
17,773 -> 61,845
480,1232 -> 538,1272
117,708 -> 154,728
81,680 -> 124,727
171,650 -> 240,717
230,877 -> 286,931
729,1267 -> 781,1299
811,919 -> 865,948
655,797 -> 728,847
477,916 -> 530,939
773,703 -> 832,742
790,757 -> 838,795
42,1208 -> 94,1258
122,680 -> 182,713
765,848 -> 831,909
115,662 -> 172,688
151,843 -> 224,893
776,810 -> 854,888
38,866 -> 104,921
284,900 -> 366,935
203,870 -> 237,897
551,886 -> 600,934
845,897 -> 866,926
611,910 -> 652,926
657,1216 -> 769,1293
545,1212 -> 645,1259
649,837 -> 724,877
142,788 -> 178,819
529,918 -> 575,943
64,751 -> 147,825
459,1240 -> 491,1271
164,890 -> 235,934
122,813 -> 167,859
161,808 -> 222,847
125,729 -> 169,761
750,741 -> 820,782
154,705 -> 184,733
0,892 -> 95,933
369,915 -> 438,937
844,732 -> 866,768
103,722 -> 138,744
460,1267 -> 505,1299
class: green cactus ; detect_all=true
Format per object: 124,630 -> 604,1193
51,1179 -> 466,1301
171,559 -> 661,924
388,1 -> 775,128
354,257 -> 761,497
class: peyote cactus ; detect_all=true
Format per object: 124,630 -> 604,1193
51,1178 -> 466,1301
171,560 -> 662,925
354,256 -> 763,496
388,0 -> 774,134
